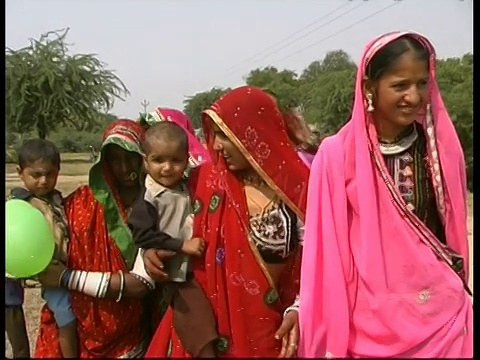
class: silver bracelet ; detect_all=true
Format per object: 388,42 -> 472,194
130,272 -> 155,291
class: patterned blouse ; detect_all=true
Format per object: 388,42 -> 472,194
249,202 -> 303,264
382,122 -> 446,244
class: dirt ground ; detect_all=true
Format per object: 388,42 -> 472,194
5,171 -> 475,357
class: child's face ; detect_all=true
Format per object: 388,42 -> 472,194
143,140 -> 188,188
17,159 -> 60,197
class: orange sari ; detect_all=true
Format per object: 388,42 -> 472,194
35,120 -> 158,358
146,86 -> 310,357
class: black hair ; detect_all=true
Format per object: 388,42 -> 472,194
143,121 -> 189,154
17,139 -> 61,169
366,35 -> 430,81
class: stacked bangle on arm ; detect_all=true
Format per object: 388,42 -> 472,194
60,269 -> 112,299
116,270 -> 125,303
58,250 -> 156,300
283,294 -> 300,318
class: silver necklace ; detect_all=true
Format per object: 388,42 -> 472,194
378,125 -> 418,155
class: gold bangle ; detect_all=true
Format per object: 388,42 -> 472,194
115,271 -> 125,303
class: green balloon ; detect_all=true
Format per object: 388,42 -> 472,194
5,199 -> 56,278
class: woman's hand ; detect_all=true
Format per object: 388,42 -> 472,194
275,310 -> 299,358
37,260 -> 66,288
143,249 -> 175,282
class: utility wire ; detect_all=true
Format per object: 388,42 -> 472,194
268,1 -> 400,67
224,1 -> 365,75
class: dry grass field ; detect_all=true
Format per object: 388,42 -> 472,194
4,154 -> 474,357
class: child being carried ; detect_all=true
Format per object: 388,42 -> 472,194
128,122 -> 218,357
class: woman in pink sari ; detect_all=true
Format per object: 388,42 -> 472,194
299,31 -> 472,358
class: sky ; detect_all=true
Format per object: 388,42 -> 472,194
6,0 -> 473,118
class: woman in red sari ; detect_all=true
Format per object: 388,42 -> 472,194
144,86 -> 309,357
36,120 -> 172,358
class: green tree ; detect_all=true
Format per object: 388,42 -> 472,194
300,50 -> 356,83
301,69 -> 356,135
298,50 -> 356,134
436,55 -> 473,190
183,87 -> 229,128
245,66 -> 301,109
6,28 -> 129,139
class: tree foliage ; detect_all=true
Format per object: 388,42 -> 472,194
6,28 -> 129,138
245,66 -> 301,110
183,87 -> 230,128
183,50 -> 473,191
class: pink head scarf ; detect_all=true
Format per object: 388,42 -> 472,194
142,107 -> 211,167
299,31 -> 472,358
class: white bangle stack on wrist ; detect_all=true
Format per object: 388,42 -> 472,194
59,250 -> 156,300
66,270 -> 112,298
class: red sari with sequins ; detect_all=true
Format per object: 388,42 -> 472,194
146,86 -> 310,357
35,120 -> 155,358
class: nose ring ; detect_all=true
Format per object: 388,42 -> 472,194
129,172 -> 138,181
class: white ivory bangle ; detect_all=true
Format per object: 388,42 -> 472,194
115,271 -> 125,303
283,305 -> 299,318
67,270 -> 112,298
283,294 -> 300,318
130,249 -> 156,290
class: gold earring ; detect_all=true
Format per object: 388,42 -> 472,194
366,93 -> 374,112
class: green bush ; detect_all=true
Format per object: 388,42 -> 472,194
6,148 -> 16,163
6,130 -> 102,161
49,130 -> 103,153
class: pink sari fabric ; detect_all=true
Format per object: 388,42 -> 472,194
147,107 -> 211,167
299,31 -> 472,358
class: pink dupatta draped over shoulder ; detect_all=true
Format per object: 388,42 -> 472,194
299,31 -> 472,358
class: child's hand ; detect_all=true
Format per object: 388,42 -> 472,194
181,237 -> 206,257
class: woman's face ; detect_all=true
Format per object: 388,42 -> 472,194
368,50 -> 429,139
104,144 -> 142,187
210,122 -> 250,172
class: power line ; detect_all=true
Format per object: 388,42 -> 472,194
240,1 -> 400,105
224,2 -> 350,73
224,1 -> 363,75
267,1 -> 400,67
